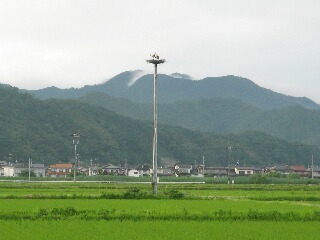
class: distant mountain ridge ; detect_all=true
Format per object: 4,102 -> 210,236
2,83 -> 319,167
79,92 -> 320,145
27,70 -> 319,110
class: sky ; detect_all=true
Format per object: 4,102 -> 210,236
0,0 -> 319,102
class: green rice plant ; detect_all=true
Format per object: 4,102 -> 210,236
164,189 -> 185,199
122,187 -> 150,199
1,220 -> 320,240
0,207 -> 320,221
249,195 -> 320,201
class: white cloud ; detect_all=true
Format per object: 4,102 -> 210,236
0,0 -> 319,102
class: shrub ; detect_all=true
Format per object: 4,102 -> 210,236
266,172 -> 282,178
287,173 -> 300,179
249,174 -> 268,184
18,170 -> 36,177
166,189 -> 185,199
122,187 -> 152,199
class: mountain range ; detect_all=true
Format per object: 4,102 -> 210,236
24,70 -> 320,146
1,83 -> 319,167
79,92 -> 320,145
28,70 -> 319,110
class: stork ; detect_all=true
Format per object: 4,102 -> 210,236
150,52 -> 159,60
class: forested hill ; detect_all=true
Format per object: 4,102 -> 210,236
79,92 -> 320,145
27,71 -> 319,110
1,84 -> 319,167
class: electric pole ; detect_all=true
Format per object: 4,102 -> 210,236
311,155 -> 314,179
227,141 -> 233,184
28,158 -> 32,182
202,155 -> 205,177
146,53 -> 165,194
72,133 -> 80,182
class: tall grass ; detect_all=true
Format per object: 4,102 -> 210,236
0,207 -> 319,221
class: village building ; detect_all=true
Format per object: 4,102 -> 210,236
270,165 -> 293,175
174,164 -> 192,176
290,165 -> 308,177
157,167 -> 174,176
30,164 -> 46,177
135,164 -> 151,176
101,164 -> 124,175
2,163 -> 45,177
84,166 -> 99,176
127,169 -> 140,177
235,167 -> 255,176
47,163 -> 73,178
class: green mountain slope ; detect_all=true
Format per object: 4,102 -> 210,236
1,84 -> 318,167
79,92 -> 320,145
249,106 -> 320,144
27,71 -> 319,110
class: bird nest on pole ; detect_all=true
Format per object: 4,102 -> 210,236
146,53 -> 166,65
146,59 -> 166,65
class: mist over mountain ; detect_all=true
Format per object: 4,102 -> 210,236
170,73 -> 192,79
27,71 -> 319,110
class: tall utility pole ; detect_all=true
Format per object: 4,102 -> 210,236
202,155 -> 205,177
28,158 -> 32,182
146,53 -> 165,194
227,141 -> 232,184
311,155 -> 314,179
72,133 -> 80,182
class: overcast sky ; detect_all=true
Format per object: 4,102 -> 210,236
0,0 -> 319,102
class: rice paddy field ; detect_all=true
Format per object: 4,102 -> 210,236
0,181 -> 319,239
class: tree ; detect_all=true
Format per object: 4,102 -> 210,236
19,170 -> 36,177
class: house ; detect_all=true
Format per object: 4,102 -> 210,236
194,165 -> 204,176
136,164 -> 151,176
0,161 -> 6,176
290,165 -> 308,177
269,165 -> 309,177
88,166 -> 99,176
160,157 -> 176,168
29,164 -> 46,177
157,167 -> 174,176
270,165 -> 293,175
259,167 -> 268,174
47,163 -> 73,177
79,167 -> 89,176
235,167 -> 255,176
2,165 -> 20,177
102,164 -> 123,175
306,167 -> 320,178
127,164 -> 152,177
77,166 -> 99,176
2,163 -> 45,177
128,169 -> 140,177
174,164 -> 192,176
